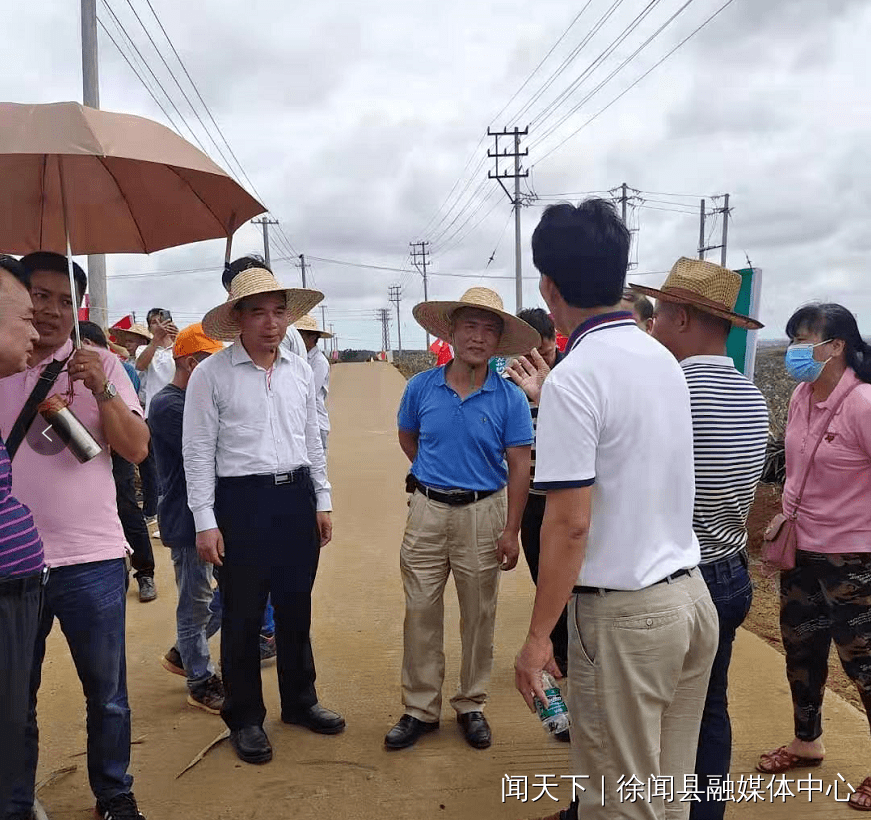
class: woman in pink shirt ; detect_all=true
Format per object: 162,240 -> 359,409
757,303 -> 871,811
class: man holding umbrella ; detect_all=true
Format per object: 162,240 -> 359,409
184,257 -> 342,765
0,252 -> 149,820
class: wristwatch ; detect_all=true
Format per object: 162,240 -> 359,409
94,381 -> 118,404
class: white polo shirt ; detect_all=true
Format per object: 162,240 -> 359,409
534,311 -> 700,590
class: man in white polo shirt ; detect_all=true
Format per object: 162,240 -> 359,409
515,200 -> 718,820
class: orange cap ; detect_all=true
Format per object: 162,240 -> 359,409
173,323 -> 223,359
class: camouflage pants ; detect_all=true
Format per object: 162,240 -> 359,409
780,550 -> 871,741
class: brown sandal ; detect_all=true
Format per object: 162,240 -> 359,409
756,745 -> 824,774
849,776 -> 871,811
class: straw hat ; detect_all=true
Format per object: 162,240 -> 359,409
112,322 -> 152,343
412,287 -> 541,356
294,314 -> 333,339
630,257 -> 763,330
202,267 -> 324,341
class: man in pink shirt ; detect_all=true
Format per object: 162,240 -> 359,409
0,253 -> 150,820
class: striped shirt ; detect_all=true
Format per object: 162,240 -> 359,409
681,355 -> 769,564
0,434 -> 44,578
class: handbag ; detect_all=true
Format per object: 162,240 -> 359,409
762,382 -> 859,572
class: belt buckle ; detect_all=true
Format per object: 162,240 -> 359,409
274,472 -> 291,485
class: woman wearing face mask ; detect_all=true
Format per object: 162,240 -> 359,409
757,303 -> 871,810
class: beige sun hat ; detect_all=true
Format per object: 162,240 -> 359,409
630,257 -> 763,330
202,267 -> 324,341
412,287 -> 541,356
294,314 -> 333,339
112,322 -> 152,343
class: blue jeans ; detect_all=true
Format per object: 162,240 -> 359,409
262,597 -> 275,636
691,551 -> 753,820
170,546 -> 221,689
8,559 -> 133,813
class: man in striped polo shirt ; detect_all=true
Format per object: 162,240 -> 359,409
0,257 -> 43,817
634,258 -> 769,820
506,309 -> 568,681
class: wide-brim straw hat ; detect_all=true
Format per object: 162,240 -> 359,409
202,267 -> 324,341
630,257 -> 763,331
295,314 -> 333,338
412,287 -> 541,356
112,322 -> 152,343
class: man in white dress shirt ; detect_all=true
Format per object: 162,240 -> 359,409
184,258 -> 344,765
294,315 -> 332,455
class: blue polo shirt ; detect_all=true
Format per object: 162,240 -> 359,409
398,365 -> 533,492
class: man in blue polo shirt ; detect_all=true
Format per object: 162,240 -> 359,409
386,287 -> 538,751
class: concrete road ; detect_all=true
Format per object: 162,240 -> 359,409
33,362 -> 871,819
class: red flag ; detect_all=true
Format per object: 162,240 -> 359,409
111,314 -> 134,331
435,340 -> 453,366
77,294 -> 90,321
555,331 -> 568,352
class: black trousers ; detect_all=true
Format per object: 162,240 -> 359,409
0,572 -> 42,818
520,492 -> 569,673
111,452 -> 154,579
137,440 -> 159,519
215,472 -> 320,731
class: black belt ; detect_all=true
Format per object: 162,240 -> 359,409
0,570 -> 44,597
218,467 -> 310,488
573,567 -> 693,595
412,477 -> 497,507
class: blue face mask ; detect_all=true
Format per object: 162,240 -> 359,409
785,340 -> 832,382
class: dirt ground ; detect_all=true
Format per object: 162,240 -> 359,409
745,483 -> 863,712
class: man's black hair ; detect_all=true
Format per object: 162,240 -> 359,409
223,254 -> 271,292
531,198 -> 630,309
622,291 -> 654,322
77,320 -> 108,348
517,307 -> 556,339
20,252 -> 87,302
0,254 -> 27,285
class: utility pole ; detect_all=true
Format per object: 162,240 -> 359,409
320,305 -> 328,352
410,241 -> 430,349
620,182 -> 629,223
697,195 -> 731,264
82,0 -> 107,329
388,285 -> 402,352
376,308 -> 391,354
487,126 -> 529,311
298,254 -> 308,288
251,216 -> 279,266
329,323 -> 336,357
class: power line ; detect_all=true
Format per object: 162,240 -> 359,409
535,0 -> 739,165
530,0 -> 666,134
98,0 -> 204,149
513,0 -> 626,126
530,0 -> 699,154
96,16 -> 179,131
121,0 -> 237,173
489,2 -> 597,127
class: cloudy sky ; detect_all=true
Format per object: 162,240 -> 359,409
4,0 -> 869,350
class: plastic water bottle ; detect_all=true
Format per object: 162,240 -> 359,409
534,671 -> 571,735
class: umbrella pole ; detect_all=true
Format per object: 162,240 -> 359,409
57,156 -> 82,350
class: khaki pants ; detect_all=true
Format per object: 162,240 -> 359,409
567,569 -> 718,820
400,488 -> 507,723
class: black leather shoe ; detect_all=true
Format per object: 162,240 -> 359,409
457,711 -> 491,749
229,725 -> 272,764
384,714 -> 439,749
282,703 -> 346,735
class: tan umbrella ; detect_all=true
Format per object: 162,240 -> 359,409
0,101 -> 264,255
0,100 -> 265,347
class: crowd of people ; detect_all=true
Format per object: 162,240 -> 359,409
0,196 -> 870,820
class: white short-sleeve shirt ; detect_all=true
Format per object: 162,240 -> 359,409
534,312 -> 700,590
